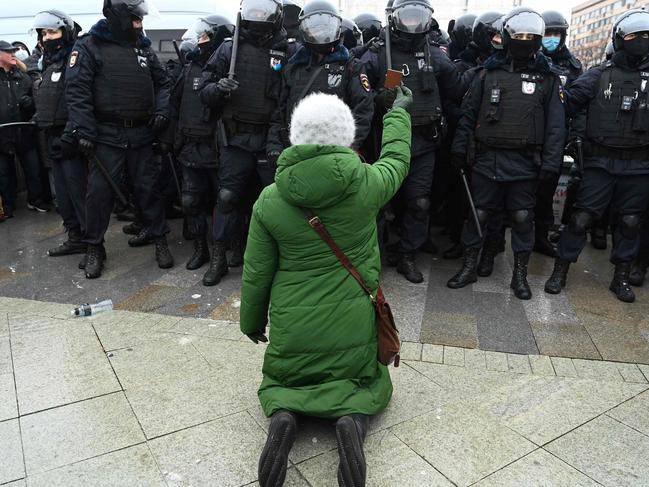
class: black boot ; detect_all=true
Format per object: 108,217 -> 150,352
128,228 -> 154,247
79,244 -> 106,270
629,257 -> 649,287
203,242 -> 228,286
443,242 -> 463,260
610,263 -> 635,303
397,253 -> 424,283
84,244 -> 105,279
258,410 -> 297,487
447,247 -> 480,289
544,259 -> 570,294
48,228 -> 86,257
122,222 -> 143,236
336,414 -> 369,487
186,237 -> 209,270
533,231 -> 557,258
591,227 -> 608,250
229,239 -> 244,268
477,245 -> 498,277
511,252 -> 532,300
154,236 -> 174,269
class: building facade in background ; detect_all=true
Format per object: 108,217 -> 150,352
569,0 -> 648,68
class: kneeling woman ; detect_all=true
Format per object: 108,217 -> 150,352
240,88 -> 412,487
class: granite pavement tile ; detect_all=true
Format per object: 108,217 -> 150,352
474,449 -> 600,487
149,411 -> 266,487
578,311 -> 649,364
464,348 -> 486,368
0,371 -> 17,421
485,351 -> 508,371
529,355 -> 555,377
10,316 -> 121,414
420,285 -> 478,349
25,444 -> 166,487
607,389 -> 649,437
530,321 -> 601,360
506,353 -> 531,374
20,392 -> 145,475
381,275 -> 429,342
551,357 -> 577,377
573,358 -> 623,381
0,419 -> 24,484
616,363 -> 647,383
443,346 -> 465,366
245,468 -> 310,487
421,343 -> 443,363
546,414 -> 649,486
521,289 -> 578,324
92,312 -> 182,351
397,341 -> 422,361
391,403 -> 535,486
640,364 -> 649,381
297,430 -> 454,487
3,480 -> 26,487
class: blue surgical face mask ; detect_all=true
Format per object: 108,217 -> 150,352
542,36 -> 560,52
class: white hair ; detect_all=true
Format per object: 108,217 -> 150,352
289,92 -> 357,148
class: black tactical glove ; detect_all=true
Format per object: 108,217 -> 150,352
375,88 -> 397,111
60,138 -> 78,159
247,331 -> 268,344
19,94 -> 34,110
450,152 -> 467,171
267,150 -> 281,171
151,114 -> 169,134
78,138 -> 95,158
217,77 -> 239,94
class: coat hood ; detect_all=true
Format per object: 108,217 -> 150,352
274,145 -> 362,209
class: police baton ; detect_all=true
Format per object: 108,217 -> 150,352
0,121 -> 37,129
227,12 -> 241,80
460,169 -> 483,240
166,153 -> 182,201
575,137 -> 584,175
88,154 -> 134,210
172,40 -> 185,65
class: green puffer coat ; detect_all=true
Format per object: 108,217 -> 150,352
240,107 -> 411,418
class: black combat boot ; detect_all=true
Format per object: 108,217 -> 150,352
258,410 -> 298,487
154,236 -> 174,269
443,242 -> 463,260
122,221 -> 143,236
203,242 -> 228,286
397,253 -> 424,283
79,244 -> 106,270
511,252 -> 532,300
84,244 -> 105,279
591,226 -> 607,250
336,414 -> 369,487
128,228 -> 154,247
544,259 -> 570,294
447,247 -> 480,289
228,238 -> 244,268
533,229 -> 557,258
186,237 -> 209,270
477,244 -> 498,277
48,228 -> 86,256
629,254 -> 649,287
610,262 -> 635,303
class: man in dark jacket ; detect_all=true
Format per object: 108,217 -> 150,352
0,41 -> 50,217
200,0 -> 296,286
359,0 -> 465,283
168,15 -> 234,283
545,9 -> 649,303
65,0 -> 173,278
31,10 -> 88,258
267,1 -> 374,159
447,7 -> 566,300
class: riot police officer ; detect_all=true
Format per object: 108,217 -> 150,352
267,1 -> 374,160
448,7 -> 566,300
360,0 -> 465,283
353,13 -> 382,45
65,0 -> 174,278
31,10 -> 87,258
169,15 -> 234,283
200,0 -> 295,285
282,0 -> 302,42
545,9 -> 649,303
341,18 -> 363,51
448,13 -> 476,62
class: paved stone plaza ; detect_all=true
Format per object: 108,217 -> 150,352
1,209 -> 649,485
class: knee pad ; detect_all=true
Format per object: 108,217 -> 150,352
511,209 -> 533,234
408,197 -> 431,221
568,211 -> 592,236
217,188 -> 239,214
476,209 -> 489,226
620,214 -> 641,240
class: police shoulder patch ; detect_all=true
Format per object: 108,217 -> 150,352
69,51 -> 79,68
360,73 -> 371,92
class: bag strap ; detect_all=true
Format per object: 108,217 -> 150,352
298,65 -> 325,100
302,208 -> 376,301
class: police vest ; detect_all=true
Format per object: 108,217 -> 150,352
178,62 -> 213,138
221,42 -> 284,125
387,44 -> 443,126
475,69 -> 547,149
34,59 -> 68,129
93,42 -> 155,121
285,61 -> 348,120
586,64 -> 649,150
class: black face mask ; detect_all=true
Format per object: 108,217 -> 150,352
308,42 -> 336,55
197,41 -> 214,60
624,37 -> 649,61
508,39 -> 536,61
42,38 -> 65,55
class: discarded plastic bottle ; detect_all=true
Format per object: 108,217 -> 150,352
72,299 -> 114,317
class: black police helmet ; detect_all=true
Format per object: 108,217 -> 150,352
448,13 -> 476,52
541,10 -> 569,51
241,0 -> 284,35
282,0 -> 302,34
390,0 -> 435,35
31,9 -> 78,44
612,8 -> 649,51
472,11 -> 504,53
502,7 -> 545,52
354,13 -> 382,41
299,0 -> 342,52
341,17 -> 363,49
187,14 -> 235,52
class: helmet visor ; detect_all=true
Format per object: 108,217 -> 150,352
31,11 -> 68,33
616,10 -> 649,38
392,4 -> 433,34
110,0 -> 160,19
504,11 -> 545,37
186,18 -> 214,41
301,13 -> 342,45
241,0 -> 282,24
